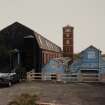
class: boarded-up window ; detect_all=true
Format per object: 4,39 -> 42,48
88,51 -> 96,59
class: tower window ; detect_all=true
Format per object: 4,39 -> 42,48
65,28 -> 71,32
66,34 -> 70,38
66,40 -> 70,44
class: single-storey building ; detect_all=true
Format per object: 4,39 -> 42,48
42,57 -> 71,80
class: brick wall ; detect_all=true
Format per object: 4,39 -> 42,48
42,50 -> 62,64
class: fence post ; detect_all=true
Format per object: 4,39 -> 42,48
27,72 -> 31,81
57,73 -> 62,81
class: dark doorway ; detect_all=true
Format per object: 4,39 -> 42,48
22,37 -> 35,70
81,70 -> 99,74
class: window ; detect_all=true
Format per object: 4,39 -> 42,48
50,43 -> 54,49
66,40 -> 70,44
38,36 -> 43,45
64,48 -> 66,52
66,34 -> 70,38
67,48 -> 70,52
88,51 -> 96,59
70,47 -> 73,52
46,41 -> 49,48
65,28 -> 71,32
44,53 -> 46,64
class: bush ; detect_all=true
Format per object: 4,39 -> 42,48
8,93 -> 38,105
15,65 -> 27,79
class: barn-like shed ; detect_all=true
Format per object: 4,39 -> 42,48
0,22 -> 62,72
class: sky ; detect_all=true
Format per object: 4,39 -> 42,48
0,0 -> 105,53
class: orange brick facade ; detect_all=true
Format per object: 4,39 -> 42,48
42,50 -> 62,65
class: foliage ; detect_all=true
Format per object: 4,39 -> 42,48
74,53 -> 81,60
8,93 -> 38,105
15,65 -> 27,79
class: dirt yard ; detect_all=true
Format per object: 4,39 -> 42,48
0,81 -> 105,105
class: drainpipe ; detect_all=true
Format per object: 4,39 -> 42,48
17,49 -> 20,65
10,53 -> 12,69
98,50 -> 100,81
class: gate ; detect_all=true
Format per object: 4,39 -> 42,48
79,70 -> 99,82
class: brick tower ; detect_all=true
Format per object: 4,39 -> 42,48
63,25 -> 74,62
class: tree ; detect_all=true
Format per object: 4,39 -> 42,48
74,53 -> 81,60
8,93 -> 38,105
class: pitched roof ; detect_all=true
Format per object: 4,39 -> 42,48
0,22 -> 61,52
80,45 -> 101,54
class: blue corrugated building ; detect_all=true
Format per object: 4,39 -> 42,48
70,45 -> 105,81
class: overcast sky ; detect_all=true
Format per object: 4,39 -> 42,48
0,0 -> 105,53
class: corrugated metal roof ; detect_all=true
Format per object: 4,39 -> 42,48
0,22 -> 62,53
34,32 -> 61,52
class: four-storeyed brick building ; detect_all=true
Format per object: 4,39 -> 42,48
0,22 -> 73,72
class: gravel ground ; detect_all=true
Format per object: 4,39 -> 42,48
0,81 -> 105,105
